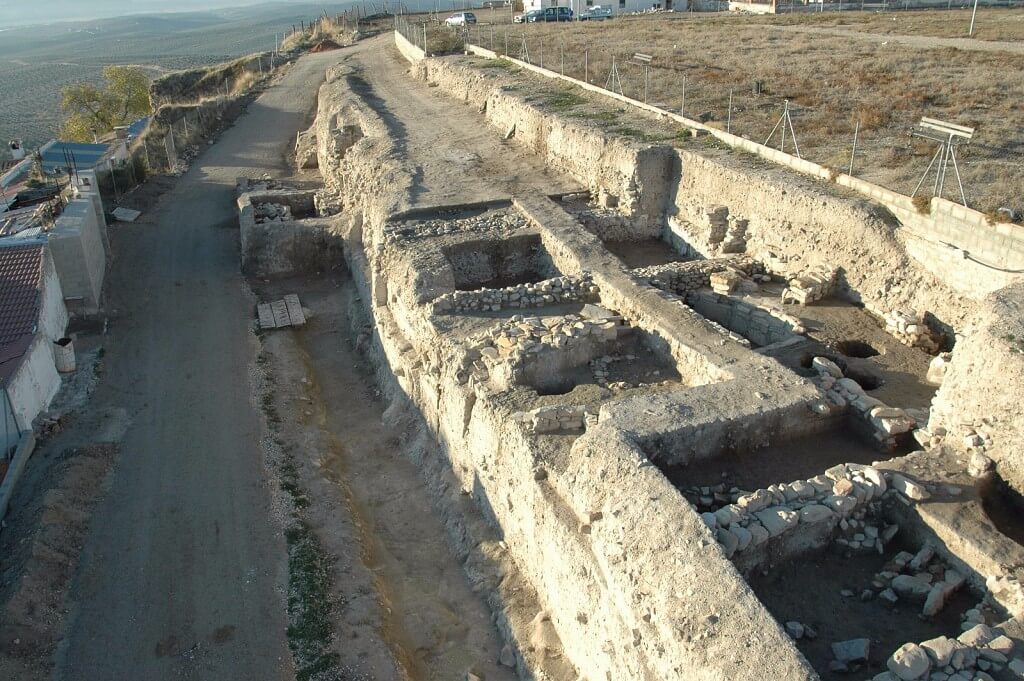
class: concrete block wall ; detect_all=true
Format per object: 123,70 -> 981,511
49,199 -> 105,313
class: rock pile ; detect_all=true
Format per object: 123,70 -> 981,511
255,202 -> 293,223
432,275 -> 598,314
458,312 -> 626,385
512,404 -> 593,434
568,205 -> 646,241
870,623 -> 1020,681
809,356 -> 917,449
386,209 -> 528,243
884,309 -> 941,353
782,265 -> 838,305
856,544 -> 968,620
635,256 -> 760,295
704,462 -> 889,560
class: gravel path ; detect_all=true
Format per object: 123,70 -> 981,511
769,23 -> 1024,54
55,50 -> 345,681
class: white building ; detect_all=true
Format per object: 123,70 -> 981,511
524,0 -> 685,14
0,243 -> 69,457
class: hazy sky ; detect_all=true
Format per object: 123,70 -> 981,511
0,1 -> 327,27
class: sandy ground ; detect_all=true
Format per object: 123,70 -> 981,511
341,39 -> 584,206
48,49 -> 346,680
748,536 -> 975,680
256,274 -> 518,681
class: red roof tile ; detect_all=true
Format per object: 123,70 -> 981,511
0,244 -> 45,386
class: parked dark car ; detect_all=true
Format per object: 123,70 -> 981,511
527,6 -> 573,21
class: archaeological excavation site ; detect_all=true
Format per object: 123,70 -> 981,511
238,29 -> 1024,681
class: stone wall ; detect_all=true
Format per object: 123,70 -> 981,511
237,189 -> 343,277
929,281 -> 1024,492
314,61 -> 820,680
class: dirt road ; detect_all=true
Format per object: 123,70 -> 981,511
56,51 -> 344,680
769,23 -> 1024,55
344,38 -> 582,206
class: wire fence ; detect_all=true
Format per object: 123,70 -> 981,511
453,21 -> 1023,215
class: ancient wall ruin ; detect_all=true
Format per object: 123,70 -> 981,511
286,36 -> 1024,681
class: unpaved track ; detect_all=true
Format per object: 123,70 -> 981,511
56,50 -> 344,680
345,36 -> 582,206
769,23 -> 1024,55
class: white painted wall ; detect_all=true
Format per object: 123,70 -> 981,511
6,335 -> 61,431
49,199 -> 106,312
39,249 -> 70,342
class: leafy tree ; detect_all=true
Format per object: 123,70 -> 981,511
59,66 -> 153,142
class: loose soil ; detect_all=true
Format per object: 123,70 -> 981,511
256,272 -> 518,681
659,425 -> 885,494
604,238 -> 688,269
748,538 -> 975,680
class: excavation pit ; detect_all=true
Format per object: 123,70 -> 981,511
747,293 -> 938,409
686,290 -> 803,348
980,474 -> 1024,547
747,538 -> 975,681
662,424 -> 896,506
444,234 -> 559,292
520,325 -> 683,397
604,238 -> 689,269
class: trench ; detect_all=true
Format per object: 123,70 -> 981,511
285,273 -> 515,681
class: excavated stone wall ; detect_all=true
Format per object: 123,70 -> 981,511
404,50 -> 1024,501
313,61 -> 821,681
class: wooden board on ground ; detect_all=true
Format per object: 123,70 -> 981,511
283,294 -> 305,326
257,295 -> 305,330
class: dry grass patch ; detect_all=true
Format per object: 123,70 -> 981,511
478,11 -> 1024,213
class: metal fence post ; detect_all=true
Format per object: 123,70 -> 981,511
585,49 -> 589,83
727,89 -> 733,133
681,75 -> 686,117
849,120 -> 859,175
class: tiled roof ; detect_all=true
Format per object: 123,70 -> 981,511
0,244 -> 44,386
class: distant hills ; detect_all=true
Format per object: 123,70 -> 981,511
0,1 -> 349,28
0,1 -> 360,149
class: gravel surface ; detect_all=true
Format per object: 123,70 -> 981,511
54,49 -> 345,681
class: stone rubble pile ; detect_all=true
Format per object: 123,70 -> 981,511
703,462 -> 893,560
568,204 -> 648,241
635,256 -> 760,295
432,275 -> 598,314
458,312 -> 625,385
588,354 -> 670,391
385,208 -> 528,243
869,623 -> 1021,681
809,356 -> 918,450
254,202 -> 293,223
832,513 -> 900,555
238,175 -> 289,194
512,404 -> 595,434
926,352 -> 953,386
782,265 -> 838,305
849,544 -> 969,621
884,309 -> 941,353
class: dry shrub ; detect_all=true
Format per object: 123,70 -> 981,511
913,195 -> 932,215
853,105 -> 891,131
